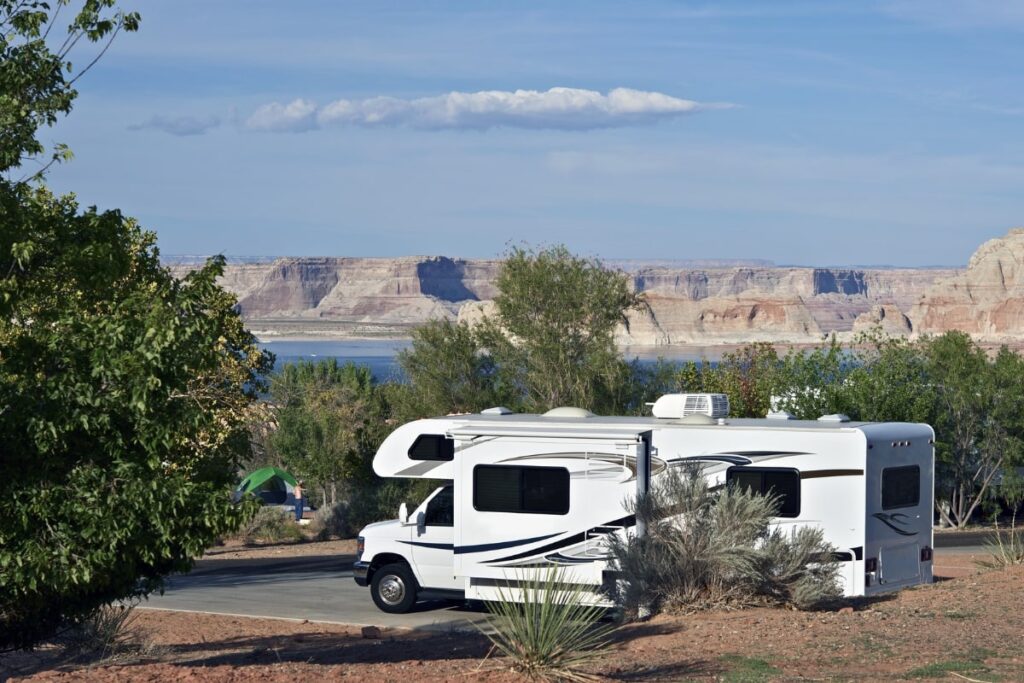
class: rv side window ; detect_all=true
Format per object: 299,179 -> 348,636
424,485 -> 454,526
473,465 -> 570,515
408,434 -> 454,461
726,467 -> 800,517
882,465 -> 919,510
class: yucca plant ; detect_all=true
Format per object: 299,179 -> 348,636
977,512 -> 1024,569
479,566 -> 616,681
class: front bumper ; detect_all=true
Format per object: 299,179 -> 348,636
353,560 -> 370,587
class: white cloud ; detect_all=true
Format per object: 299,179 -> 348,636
128,114 -> 221,136
245,99 -> 318,132
246,87 -> 726,132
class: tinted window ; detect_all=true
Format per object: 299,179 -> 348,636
882,465 -> 920,510
424,486 -> 454,526
473,465 -> 570,515
408,434 -> 454,461
727,467 -> 801,517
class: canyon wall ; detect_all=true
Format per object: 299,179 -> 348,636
169,229 -> 1024,345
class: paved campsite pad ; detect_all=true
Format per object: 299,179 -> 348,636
6,559 -> 1024,682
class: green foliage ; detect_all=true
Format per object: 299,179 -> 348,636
490,245 -> 642,413
607,467 -> 841,617
397,319 -> 509,416
480,566 -> 616,682
399,245 -> 643,416
0,0 -> 275,652
269,359 -> 380,506
0,0 -> 140,177
0,185 -> 271,649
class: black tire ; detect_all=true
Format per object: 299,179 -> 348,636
370,562 -> 418,613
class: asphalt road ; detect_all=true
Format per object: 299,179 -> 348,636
143,532 -> 996,629
143,554 -> 488,631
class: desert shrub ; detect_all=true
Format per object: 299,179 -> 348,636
480,567 -> 616,681
976,513 -> 1024,569
240,506 -> 304,544
607,466 -> 841,618
56,603 -> 154,664
312,501 -> 353,540
311,480 -> 438,540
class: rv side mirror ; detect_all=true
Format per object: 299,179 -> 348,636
398,502 -> 409,523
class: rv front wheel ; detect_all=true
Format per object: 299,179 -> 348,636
370,562 -> 418,613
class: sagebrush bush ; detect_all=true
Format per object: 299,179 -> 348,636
240,506 -> 304,544
480,567 -> 615,681
57,603 -> 154,663
313,480 -> 441,540
607,466 -> 841,618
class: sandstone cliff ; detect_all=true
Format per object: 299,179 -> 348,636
911,228 -> 1024,342
170,254 -> 972,345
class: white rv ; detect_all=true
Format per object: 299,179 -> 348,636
353,395 -> 934,613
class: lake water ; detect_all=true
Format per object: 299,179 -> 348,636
258,339 -> 730,380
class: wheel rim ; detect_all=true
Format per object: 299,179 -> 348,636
379,574 -> 406,605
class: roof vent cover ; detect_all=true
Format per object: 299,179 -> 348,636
817,413 -> 850,423
650,393 -> 730,420
543,406 -> 595,418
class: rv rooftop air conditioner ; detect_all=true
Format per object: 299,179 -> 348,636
649,393 -> 730,420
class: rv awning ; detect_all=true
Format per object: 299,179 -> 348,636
447,424 -> 648,443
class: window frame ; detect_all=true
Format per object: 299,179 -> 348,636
423,485 -> 455,527
725,466 -> 802,518
472,464 -> 571,516
407,434 -> 454,461
881,465 -> 920,510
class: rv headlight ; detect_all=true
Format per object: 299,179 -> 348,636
356,536 -> 365,560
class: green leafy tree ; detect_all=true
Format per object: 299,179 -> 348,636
0,188 -> 271,649
397,319 -> 509,417
771,336 -> 855,419
270,359 -> 376,506
399,245 -> 643,415
486,245 -> 643,413
0,1 -> 271,650
924,333 -> 1024,528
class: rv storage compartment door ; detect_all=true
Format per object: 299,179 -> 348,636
878,542 -> 920,586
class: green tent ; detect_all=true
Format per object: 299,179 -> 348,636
236,466 -> 298,505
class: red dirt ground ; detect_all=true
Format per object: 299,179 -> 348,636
4,550 -> 1021,682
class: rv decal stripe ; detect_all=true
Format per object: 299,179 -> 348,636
800,469 -> 864,479
484,514 -> 637,564
668,455 -> 752,466
454,532 -> 562,555
723,451 -> 810,457
484,533 -> 587,564
398,541 -> 455,550
871,512 -> 918,536
395,461 -> 444,477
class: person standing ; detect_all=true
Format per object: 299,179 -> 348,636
294,480 -> 304,522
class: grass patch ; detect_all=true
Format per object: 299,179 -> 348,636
719,654 -> 781,683
943,608 -> 977,620
905,648 -> 996,680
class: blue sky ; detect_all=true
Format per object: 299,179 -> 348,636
44,1 -> 1024,266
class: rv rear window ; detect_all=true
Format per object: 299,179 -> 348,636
473,465 -> 570,515
726,467 -> 800,517
882,465 -> 919,510
408,434 -> 454,461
